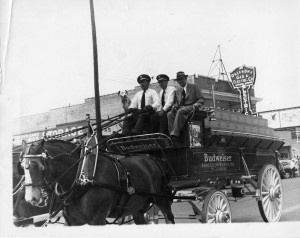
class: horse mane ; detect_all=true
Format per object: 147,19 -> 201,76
46,139 -> 72,144
45,139 -> 77,150
41,139 -> 81,158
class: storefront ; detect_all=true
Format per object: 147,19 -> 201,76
259,106 -> 300,160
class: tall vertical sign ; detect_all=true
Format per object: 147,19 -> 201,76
230,65 -> 256,115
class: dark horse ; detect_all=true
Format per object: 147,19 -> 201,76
13,146 -> 51,223
20,139 -> 175,225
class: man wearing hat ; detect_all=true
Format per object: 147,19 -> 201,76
167,71 -> 205,142
151,74 -> 176,135
122,74 -> 160,136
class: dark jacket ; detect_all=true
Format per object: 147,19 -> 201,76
173,83 -> 205,107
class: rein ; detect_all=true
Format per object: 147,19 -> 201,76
22,143 -> 83,190
13,176 -> 25,196
22,112 -> 127,146
44,144 -> 85,200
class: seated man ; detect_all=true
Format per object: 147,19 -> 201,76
122,74 -> 160,136
167,71 -> 205,142
151,74 -> 176,135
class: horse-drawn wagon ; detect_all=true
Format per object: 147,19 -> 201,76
106,108 -> 285,223
16,108 -> 284,225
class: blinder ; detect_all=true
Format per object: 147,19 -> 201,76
19,147 -> 52,207
20,153 -> 47,169
20,151 -> 48,187
17,161 -> 24,175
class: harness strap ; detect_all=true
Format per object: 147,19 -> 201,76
13,176 -> 25,195
101,154 -> 123,219
100,152 -> 133,190
92,181 -> 195,200
75,142 -> 86,182
100,153 -> 133,222
51,145 -> 87,200
42,192 -> 65,226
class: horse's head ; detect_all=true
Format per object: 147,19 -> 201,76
20,140 -> 48,207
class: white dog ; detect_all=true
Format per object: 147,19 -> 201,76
118,90 -> 131,113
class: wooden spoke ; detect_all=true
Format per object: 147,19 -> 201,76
202,190 -> 231,223
262,194 -> 270,203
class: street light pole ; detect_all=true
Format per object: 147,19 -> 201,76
89,0 -> 102,142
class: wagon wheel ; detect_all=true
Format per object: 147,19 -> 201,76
257,164 -> 283,222
202,190 -> 231,223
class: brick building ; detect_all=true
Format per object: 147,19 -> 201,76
13,75 -> 263,146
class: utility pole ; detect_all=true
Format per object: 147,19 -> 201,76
89,0 -> 102,142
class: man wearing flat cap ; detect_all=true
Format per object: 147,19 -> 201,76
167,71 -> 205,142
122,74 -> 160,136
151,74 -> 176,135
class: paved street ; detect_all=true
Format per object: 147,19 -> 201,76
19,176 -> 300,227
159,177 -> 300,224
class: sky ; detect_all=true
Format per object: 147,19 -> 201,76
0,0 -> 300,120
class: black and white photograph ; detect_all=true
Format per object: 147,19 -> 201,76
0,0 -> 299,237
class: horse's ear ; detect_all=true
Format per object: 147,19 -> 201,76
118,91 -> 120,95
21,140 -> 27,154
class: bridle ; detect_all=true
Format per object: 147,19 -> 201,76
20,141 -> 83,206
19,141 -> 55,207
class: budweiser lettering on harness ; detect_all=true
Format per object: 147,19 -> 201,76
120,143 -> 159,151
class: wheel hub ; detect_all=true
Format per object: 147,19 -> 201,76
269,186 -> 281,201
215,209 -> 230,223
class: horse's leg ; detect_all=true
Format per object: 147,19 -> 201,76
63,206 -> 86,226
132,211 -> 148,224
89,213 -> 108,225
155,199 -> 175,224
13,190 -> 24,218
87,204 -> 111,226
81,188 -> 115,226
63,210 -> 71,226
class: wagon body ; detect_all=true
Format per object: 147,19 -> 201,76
107,109 -> 285,223
107,110 -> 284,184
